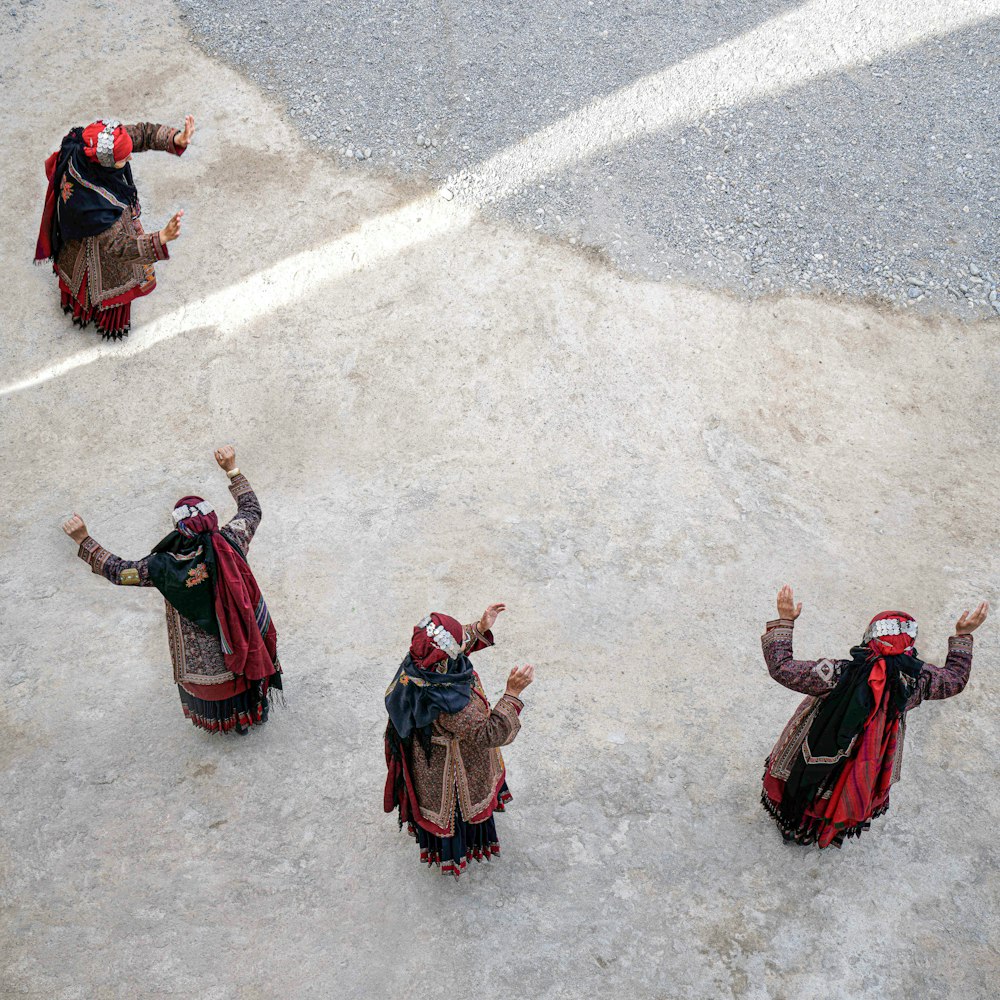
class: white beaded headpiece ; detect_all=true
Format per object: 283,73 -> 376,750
416,614 -> 463,660
172,500 -> 215,525
94,119 -> 123,168
862,616 -> 918,644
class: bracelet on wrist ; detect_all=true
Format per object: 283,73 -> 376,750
226,467 -> 240,479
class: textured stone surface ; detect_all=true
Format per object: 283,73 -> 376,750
1,2 -> 998,998
174,0 -> 1000,319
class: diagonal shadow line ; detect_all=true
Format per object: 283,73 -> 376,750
3,0 -> 993,398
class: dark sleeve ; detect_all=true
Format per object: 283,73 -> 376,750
98,210 -> 169,264
462,622 -> 495,655
220,474 -> 261,555
905,635 -> 974,710
436,694 -> 523,748
761,619 -> 845,696
125,122 -> 185,156
77,536 -> 154,587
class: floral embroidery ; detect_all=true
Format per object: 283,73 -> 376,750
60,176 -> 74,203
185,562 -> 209,588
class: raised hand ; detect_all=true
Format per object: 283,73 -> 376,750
160,210 -> 184,243
955,601 -> 989,635
479,602 -> 506,632
175,115 -> 196,149
777,584 -> 803,621
61,514 -> 89,544
214,445 -> 236,472
505,664 -> 535,697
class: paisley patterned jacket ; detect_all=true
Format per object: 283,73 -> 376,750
55,122 -> 183,307
77,474 -> 261,695
762,618 -> 973,785
403,628 -> 524,836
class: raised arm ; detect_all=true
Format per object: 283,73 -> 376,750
437,693 -> 523,747
99,215 -> 170,264
762,586 -> 844,696
462,603 -> 505,654
436,664 -> 534,748
125,115 -> 194,156
115,116 -> 192,252
904,603 -> 986,709
762,619 -> 844,695
214,446 -> 261,555
905,636 -> 974,709
62,515 -> 153,587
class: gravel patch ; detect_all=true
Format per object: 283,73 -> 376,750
174,0 -> 999,319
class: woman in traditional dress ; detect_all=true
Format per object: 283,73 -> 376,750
61,446 -> 283,735
761,585 -> 987,848
35,116 -> 195,339
384,607 -> 534,878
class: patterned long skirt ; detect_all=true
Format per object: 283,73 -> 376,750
58,272 -> 150,340
409,783 -> 513,878
761,757 -> 891,848
177,679 -> 270,735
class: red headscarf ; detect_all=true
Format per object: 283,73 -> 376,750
409,613 -> 464,671
36,122 -> 138,263
82,120 -> 133,165
763,609 -> 922,847
172,496 -> 277,682
861,611 -> 918,713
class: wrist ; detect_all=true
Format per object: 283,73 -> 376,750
225,466 -> 240,479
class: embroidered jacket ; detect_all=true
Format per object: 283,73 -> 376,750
409,676 -> 524,837
762,618 -> 974,786
394,622 -> 524,836
77,474 -> 261,696
55,123 -> 183,307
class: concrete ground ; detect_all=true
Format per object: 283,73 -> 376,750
1,2 -> 998,999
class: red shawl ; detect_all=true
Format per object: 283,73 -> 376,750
173,496 -> 277,681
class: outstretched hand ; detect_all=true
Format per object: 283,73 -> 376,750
61,514 -> 88,544
175,115 -> 196,149
479,602 -> 506,632
214,445 -> 236,472
777,584 -> 803,620
505,665 -> 534,697
955,601 -> 989,635
160,210 -> 184,243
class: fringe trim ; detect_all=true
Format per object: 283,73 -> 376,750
408,822 -> 501,880
60,295 -> 130,340
177,679 -> 281,736
268,683 -> 287,710
760,788 -> 890,849
181,700 -> 265,735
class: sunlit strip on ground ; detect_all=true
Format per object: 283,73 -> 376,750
3,0 -> 994,397
1,197 -> 474,396
459,0 -> 997,206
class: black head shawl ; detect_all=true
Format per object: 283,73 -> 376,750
145,527 -> 245,635
41,128 -> 138,261
385,652 -> 474,742
778,645 -> 924,827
